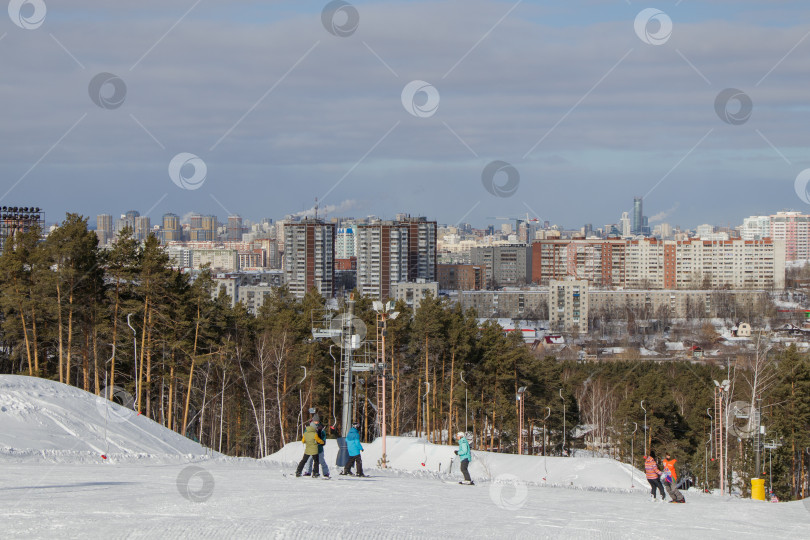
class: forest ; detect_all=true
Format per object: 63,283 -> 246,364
1,214 -> 808,502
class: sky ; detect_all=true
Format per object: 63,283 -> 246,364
3,0 -> 810,230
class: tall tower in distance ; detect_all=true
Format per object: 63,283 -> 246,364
632,197 -> 643,235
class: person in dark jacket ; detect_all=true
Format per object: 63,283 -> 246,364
341,421 -> 365,477
303,422 -> 330,478
455,432 -> 474,485
295,423 -> 325,477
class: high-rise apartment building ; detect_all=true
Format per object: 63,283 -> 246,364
531,237 -> 785,290
336,227 -> 356,258
549,279 -> 588,333
227,215 -> 243,241
115,210 -> 140,237
283,219 -> 335,299
769,211 -> 810,261
134,216 -> 151,241
356,221 -> 409,300
532,239 -> 627,287
189,214 -> 217,241
620,212 -> 631,237
470,244 -> 532,289
401,216 -> 437,282
742,216 -> 770,240
0,206 -> 44,252
162,213 -> 182,243
96,214 -> 113,246
354,217 -> 437,300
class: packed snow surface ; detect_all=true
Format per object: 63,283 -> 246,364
0,375 -> 211,462
1,375 -> 808,539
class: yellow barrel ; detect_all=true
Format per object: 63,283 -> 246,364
751,478 -> 766,501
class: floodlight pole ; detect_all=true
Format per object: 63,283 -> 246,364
340,296 -> 355,436
631,421 -> 638,487
380,313 -> 387,467
560,388 -> 566,456
749,397 -> 762,478
460,371 -> 468,433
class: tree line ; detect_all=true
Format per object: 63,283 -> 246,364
0,214 -> 807,502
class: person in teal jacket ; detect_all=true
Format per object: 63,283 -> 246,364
455,432 -> 474,485
341,422 -> 366,477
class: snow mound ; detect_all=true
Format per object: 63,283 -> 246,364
266,435 -> 648,491
0,375 -> 213,463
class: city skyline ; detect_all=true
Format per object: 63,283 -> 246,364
3,2 -> 810,230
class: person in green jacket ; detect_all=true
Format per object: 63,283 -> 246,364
455,432 -> 474,485
295,423 -> 325,477
303,422 -> 330,478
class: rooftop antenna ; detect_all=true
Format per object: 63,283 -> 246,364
314,197 -> 319,221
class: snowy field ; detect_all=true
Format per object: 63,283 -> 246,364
1,376 -> 808,539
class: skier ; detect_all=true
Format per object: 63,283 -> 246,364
341,421 -> 365,477
303,421 -> 330,478
295,422 -> 324,478
644,450 -> 666,501
661,465 -> 685,503
662,452 -> 678,486
455,432 -> 474,485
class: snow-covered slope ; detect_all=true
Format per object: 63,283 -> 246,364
0,375 -> 807,538
0,375 -> 211,462
267,435 -> 648,491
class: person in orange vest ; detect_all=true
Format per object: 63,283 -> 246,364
662,453 -> 678,485
644,450 -> 666,501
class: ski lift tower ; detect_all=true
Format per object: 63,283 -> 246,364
311,294 -> 378,436
373,300 -> 399,467
713,379 -> 731,495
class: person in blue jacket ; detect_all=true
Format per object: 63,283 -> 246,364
341,421 -> 366,477
455,432 -> 474,485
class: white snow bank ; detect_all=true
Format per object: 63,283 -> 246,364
266,435 -> 648,491
0,375 -> 214,463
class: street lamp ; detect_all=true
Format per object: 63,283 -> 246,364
517,386 -> 527,455
373,301 -> 399,468
641,400 -> 647,457
460,371 -> 468,433
127,313 -> 138,413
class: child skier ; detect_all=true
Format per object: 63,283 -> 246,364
455,432 -> 474,485
661,453 -> 685,503
341,421 -> 365,477
644,450 -> 666,501
295,423 -> 324,478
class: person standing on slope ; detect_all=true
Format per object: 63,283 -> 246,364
295,422 -> 324,478
662,452 -> 678,486
644,450 -> 666,501
455,432 -> 474,485
662,452 -> 685,503
303,421 -> 330,478
341,421 -> 366,477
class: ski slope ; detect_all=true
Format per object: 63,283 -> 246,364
0,375 -> 807,539
268,436 -> 650,491
0,375 -> 211,463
